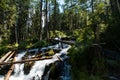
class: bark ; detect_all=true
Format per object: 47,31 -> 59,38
45,0 -> 49,39
91,0 -> 94,13
110,0 -> 120,15
117,0 -> 120,14
0,57 -> 52,65
4,51 -> 15,62
53,0 -> 57,31
0,51 -> 13,63
4,56 -> 16,80
39,0 -> 43,40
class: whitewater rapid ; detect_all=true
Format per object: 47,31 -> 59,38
0,44 -> 71,80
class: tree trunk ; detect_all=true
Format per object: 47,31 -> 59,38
117,0 -> 120,14
39,0 -> 43,40
15,24 -> 18,44
110,0 -> 120,16
45,0 -> 49,39
53,0 -> 57,31
91,0 -> 94,13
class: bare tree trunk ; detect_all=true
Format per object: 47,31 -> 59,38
117,0 -> 120,14
15,25 -> 18,44
91,0 -> 94,13
110,0 -> 120,15
39,0 -> 43,40
4,55 -> 16,80
45,0 -> 49,39
53,0 -> 57,31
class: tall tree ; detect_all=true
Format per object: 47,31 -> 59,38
16,0 -> 30,43
44,0 -> 49,39
0,0 -> 17,43
39,0 -> 43,40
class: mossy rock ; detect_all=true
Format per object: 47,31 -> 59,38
49,61 -> 64,80
47,49 -> 54,56
24,62 -> 34,75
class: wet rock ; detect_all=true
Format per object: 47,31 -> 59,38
0,65 -> 11,75
48,61 -> 64,80
103,75 -> 120,80
42,63 -> 53,80
24,62 -> 34,75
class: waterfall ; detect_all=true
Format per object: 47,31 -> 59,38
61,63 -> 71,80
0,76 -> 4,80
0,43 -> 71,80
9,51 -> 26,80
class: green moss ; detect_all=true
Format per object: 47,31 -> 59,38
24,62 -> 34,75
47,49 -> 54,56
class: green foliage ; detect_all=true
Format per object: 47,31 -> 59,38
31,40 -> 49,48
50,30 -> 66,38
0,0 -> 17,43
0,42 -> 11,57
72,71 -> 103,80
0,45 -> 9,57
72,27 -> 94,44
68,44 -> 88,69
18,41 -> 30,49
17,40 -> 49,50
68,43 -> 106,80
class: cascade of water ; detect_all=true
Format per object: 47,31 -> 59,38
62,63 -> 71,80
0,75 -> 4,80
9,51 -> 26,80
0,43 -> 71,80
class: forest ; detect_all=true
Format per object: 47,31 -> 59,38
0,0 -> 120,80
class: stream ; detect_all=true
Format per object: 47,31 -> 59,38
0,43 -> 71,80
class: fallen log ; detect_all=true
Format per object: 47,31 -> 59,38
56,55 -> 63,62
49,39 -> 75,45
4,51 -> 16,62
0,51 -> 13,63
0,57 -> 52,65
4,56 -> 16,80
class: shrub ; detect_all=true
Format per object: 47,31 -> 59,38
31,40 -> 49,48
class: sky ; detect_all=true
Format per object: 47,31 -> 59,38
58,0 -> 65,12
58,0 -> 65,5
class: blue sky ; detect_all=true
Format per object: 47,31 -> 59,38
58,0 -> 64,12
58,0 -> 64,5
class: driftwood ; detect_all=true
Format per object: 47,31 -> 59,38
0,51 -> 13,63
4,51 -> 15,62
56,55 -> 63,62
0,57 -> 52,65
4,56 -> 16,80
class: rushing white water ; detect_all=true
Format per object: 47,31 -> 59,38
0,76 -> 4,80
0,51 -> 27,80
0,43 -> 71,80
61,63 -> 71,80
